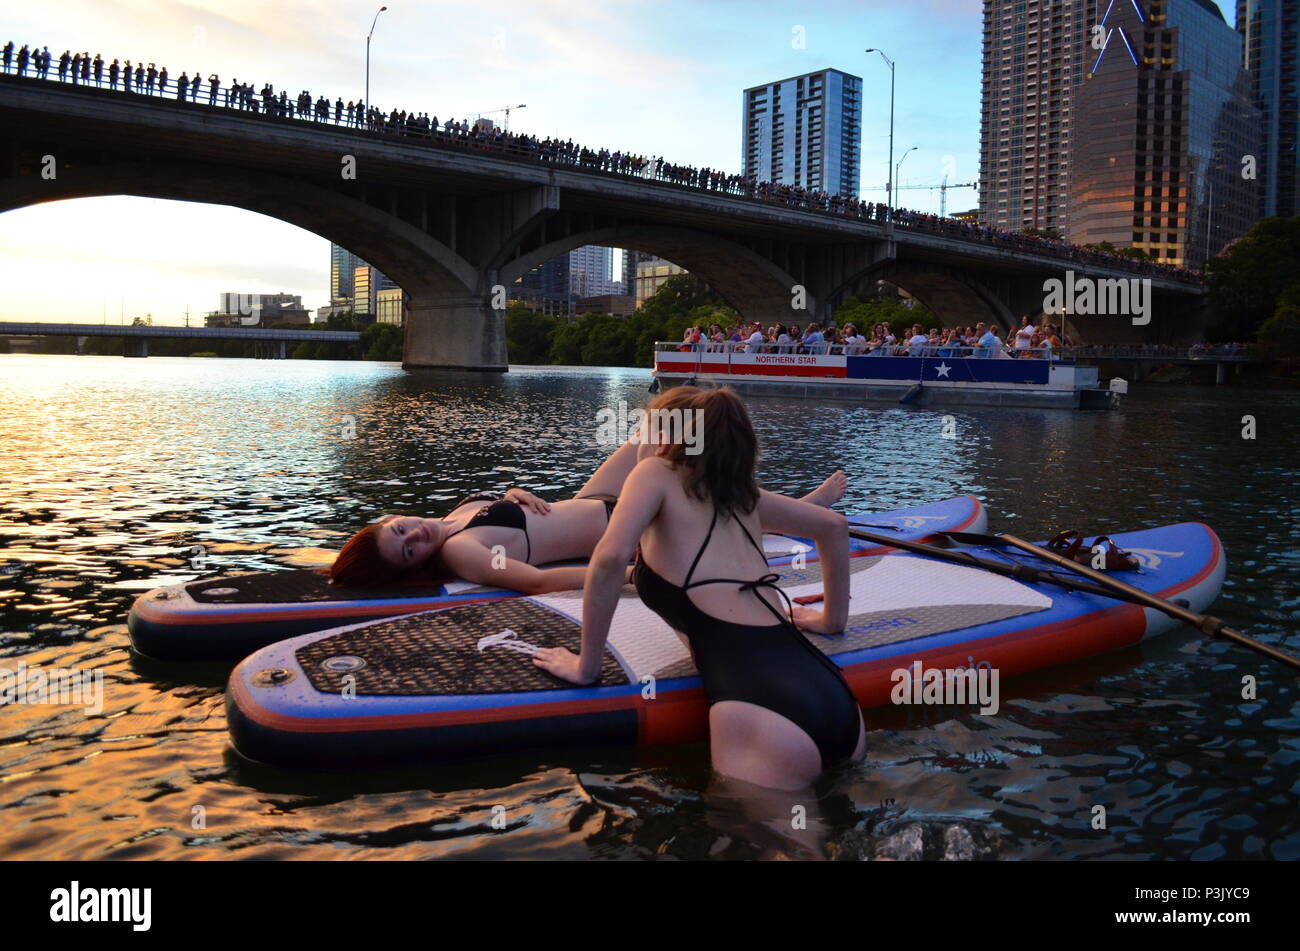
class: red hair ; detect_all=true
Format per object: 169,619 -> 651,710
328,518 -> 450,588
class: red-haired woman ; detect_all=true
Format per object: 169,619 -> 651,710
535,386 -> 865,791
329,426 -> 847,597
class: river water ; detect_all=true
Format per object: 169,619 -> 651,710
0,353 -> 1296,860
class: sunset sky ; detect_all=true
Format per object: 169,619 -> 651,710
1,0 -> 990,325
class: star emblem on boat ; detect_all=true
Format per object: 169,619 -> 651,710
934,363 -> 952,378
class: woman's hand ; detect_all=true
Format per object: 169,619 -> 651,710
504,488 -> 551,515
533,647 -> 597,685
789,604 -> 842,636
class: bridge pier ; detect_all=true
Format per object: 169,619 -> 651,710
403,295 -> 507,371
124,338 -> 148,358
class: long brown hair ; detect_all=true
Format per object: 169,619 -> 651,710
328,517 -> 450,588
647,385 -> 758,518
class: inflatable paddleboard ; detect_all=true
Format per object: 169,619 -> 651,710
226,521 -> 1225,769
129,496 -> 986,661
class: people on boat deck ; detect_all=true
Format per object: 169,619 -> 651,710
533,385 -> 866,790
667,316 -> 1071,357
328,433 -> 849,595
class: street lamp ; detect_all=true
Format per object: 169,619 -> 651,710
895,146 -> 918,194
865,48 -> 895,218
365,6 -> 388,117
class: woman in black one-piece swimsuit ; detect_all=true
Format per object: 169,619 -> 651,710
534,386 -> 865,792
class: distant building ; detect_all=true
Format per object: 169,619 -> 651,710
742,68 -> 863,198
1237,0 -> 1299,218
978,0 -> 1093,234
329,242 -> 398,323
208,291 -> 312,327
1069,0 -> 1262,266
376,286 -> 404,326
575,294 -> 636,316
635,256 -> 688,306
952,208 -> 980,223
511,254 -> 574,316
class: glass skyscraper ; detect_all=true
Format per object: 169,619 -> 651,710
1237,0 -> 1299,217
1069,0 -> 1262,266
742,68 -> 863,198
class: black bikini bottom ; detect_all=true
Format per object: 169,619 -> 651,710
575,492 -> 617,521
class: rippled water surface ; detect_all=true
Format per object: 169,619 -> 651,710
1,354 -> 1297,860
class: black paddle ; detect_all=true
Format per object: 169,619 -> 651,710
845,526 -> 1153,606
938,529 -> 1300,672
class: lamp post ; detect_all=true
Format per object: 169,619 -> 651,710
865,48 -> 895,219
895,146 -> 918,196
365,6 -> 387,117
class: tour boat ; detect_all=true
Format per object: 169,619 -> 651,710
650,344 -> 1119,410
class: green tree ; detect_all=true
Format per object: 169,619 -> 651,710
361,322 -> 404,361
1206,216 -> 1300,342
505,303 -> 559,364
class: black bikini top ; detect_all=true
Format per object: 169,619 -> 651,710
633,507 -> 792,634
445,495 -> 531,562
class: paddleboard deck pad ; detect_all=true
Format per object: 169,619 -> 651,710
130,496 -> 985,661
226,521 -> 1225,769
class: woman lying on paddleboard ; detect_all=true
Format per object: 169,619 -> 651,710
328,430 -> 848,595
534,386 -> 866,790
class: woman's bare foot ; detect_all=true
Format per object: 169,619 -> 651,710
801,470 -> 847,508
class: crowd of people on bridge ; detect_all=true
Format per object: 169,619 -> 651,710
1,36 -> 1202,285
677,314 -> 1071,359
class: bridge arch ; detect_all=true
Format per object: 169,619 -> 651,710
500,225 -> 811,328
0,161 -> 477,298
828,259 -> 1017,331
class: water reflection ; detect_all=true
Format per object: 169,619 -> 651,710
0,354 -> 1296,859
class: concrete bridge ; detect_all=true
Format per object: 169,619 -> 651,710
0,320 -> 359,357
0,74 -> 1208,371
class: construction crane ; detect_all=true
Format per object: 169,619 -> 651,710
862,176 -> 978,217
468,103 -> 527,132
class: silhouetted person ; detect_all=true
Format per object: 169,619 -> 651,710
16,44 -> 29,76
39,46 -> 51,78
134,63 -> 143,91
92,53 -> 102,85
109,58 -> 119,89
122,58 -> 131,91
176,72 -> 188,100
208,74 -> 220,104
158,66 -> 167,94
2,42 -> 12,74
187,72 -> 200,101
70,51 -> 81,84
146,63 -> 156,93
80,52 -> 89,84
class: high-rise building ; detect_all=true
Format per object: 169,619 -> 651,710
568,245 -> 618,297
330,242 -> 398,319
1237,0 -> 1299,218
635,256 -> 688,306
511,255 -> 573,316
330,244 -> 363,300
742,68 -> 862,198
1069,0 -> 1262,266
979,0 -> 1097,233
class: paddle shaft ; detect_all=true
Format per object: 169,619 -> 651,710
846,527 -> 1152,606
986,533 -> 1300,672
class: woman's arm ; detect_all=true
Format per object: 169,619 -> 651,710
534,458 -> 667,684
756,489 -> 849,632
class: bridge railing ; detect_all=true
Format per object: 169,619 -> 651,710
0,60 -> 1205,285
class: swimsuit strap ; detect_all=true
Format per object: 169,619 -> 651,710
679,507 -> 796,631
682,506 -> 720,588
